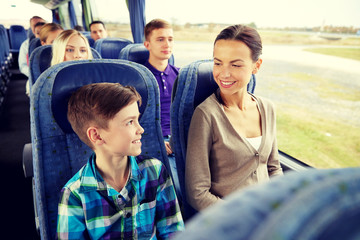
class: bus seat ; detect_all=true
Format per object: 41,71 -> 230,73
28,37 -> 41,58
170,59 -> 256,220
119,43 -> 175,65
0,25 -> 12,64
29,59 -> 169,239
82,32 -> 95,48
28,45 -> 101,91
0,25 -> 11,87
8,25 -> 27,53
173,167 -> 360,240
94,37 -> 132,59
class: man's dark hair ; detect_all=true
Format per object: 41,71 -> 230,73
89,21 -> 106,30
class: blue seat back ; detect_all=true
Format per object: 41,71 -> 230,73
94,38 -> 132,59
30,59 -> 169,239
119,43 -> 175,65
82,31 -> 95,48
28,38 -> 41,58
173,167 -> 360,240
0,25 -> 11,62
9,25 -> 27,52
170,59 -> 256,220
29,45 -> 101,87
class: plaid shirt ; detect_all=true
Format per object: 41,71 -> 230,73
57,154 -> 184,239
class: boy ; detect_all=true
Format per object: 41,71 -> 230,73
143,19 -> 181,201
57,83 -> 184,239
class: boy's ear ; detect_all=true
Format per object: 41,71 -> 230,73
87,127 -> 104,146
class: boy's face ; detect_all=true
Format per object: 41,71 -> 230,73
144,28 -> 173,61
98,101 -> 144,157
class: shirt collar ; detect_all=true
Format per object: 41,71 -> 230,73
145,60 -> 171,76
79,154 -> 143,193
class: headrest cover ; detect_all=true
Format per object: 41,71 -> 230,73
51,61 -> 148,133
194,61 -> 218,108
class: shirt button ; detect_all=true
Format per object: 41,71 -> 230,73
161,73 -> 164,75
162,79 -> 165,82
255,153 -> 259,157
164,86 -> 167,89
254,170 -> 257,174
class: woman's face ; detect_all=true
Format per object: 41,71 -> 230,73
64,35 -> 89,62
213,39 -> 261,96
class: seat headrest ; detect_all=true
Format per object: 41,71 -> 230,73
123,44 -> 149,64
51,60 -> 149,134
119,43 -> 175,65
194,61 -> 218,108
30,46 -> 101,85
39,46 -> 53,74
95,38 -> 132,59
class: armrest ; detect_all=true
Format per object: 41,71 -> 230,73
22,143 -> 33,178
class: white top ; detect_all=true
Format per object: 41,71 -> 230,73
246,136 -> 262,151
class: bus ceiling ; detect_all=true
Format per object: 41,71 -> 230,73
29,0 -> 146,43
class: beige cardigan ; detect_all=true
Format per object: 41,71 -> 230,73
185,93 -> 283,211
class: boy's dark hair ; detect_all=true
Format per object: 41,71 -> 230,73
67,83 -> 142,148
214,24 -> 262,62
144,19 -> 171,41
89,21 -> 106,30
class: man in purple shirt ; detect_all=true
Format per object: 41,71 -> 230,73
143,19 -> 182,202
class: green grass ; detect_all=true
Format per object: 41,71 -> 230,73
287,72 -> 360,101
304,48 -> 360,61
276,106 -> 360,168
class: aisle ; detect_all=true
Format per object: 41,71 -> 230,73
0,71 -> 39,239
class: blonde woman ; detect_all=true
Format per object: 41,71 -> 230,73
39,23 -> 63,45
51,29 -> 93,66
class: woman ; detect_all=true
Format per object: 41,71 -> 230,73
185,25 -> 283,211
51,29 -> 93,66
39,23 -> 63,45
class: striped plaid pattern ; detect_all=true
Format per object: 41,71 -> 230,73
57,154 -> 184,239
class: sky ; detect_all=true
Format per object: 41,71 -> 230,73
0,0 -> 359,28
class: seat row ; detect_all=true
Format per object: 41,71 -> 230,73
27,40 -> 174,93
0,24 -> 27,108
25,56 -> 360,240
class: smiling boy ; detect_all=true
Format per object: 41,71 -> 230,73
57,83 -> 184,239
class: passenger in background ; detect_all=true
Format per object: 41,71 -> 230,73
33,22 -> 46,39
51,29 -> 93,66
89,20 -> 108,41
25,23 -> 64,96
39,23 -> 63,45
186,25 -> 283,211
57,83 -> 184,239
18,16 -> 46,78
143,18 -> 181,201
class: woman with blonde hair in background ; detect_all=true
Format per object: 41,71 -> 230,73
39,23 -> 63,45
51,29 -> 93,66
